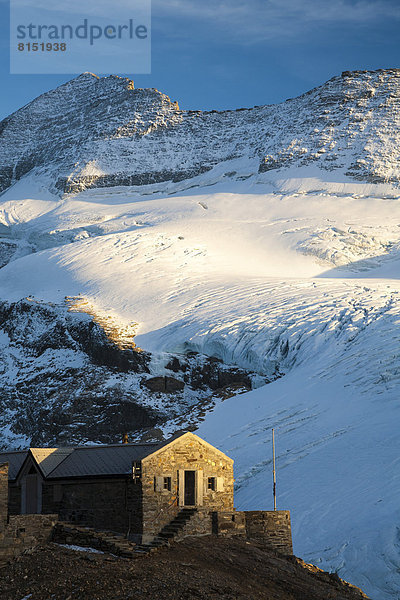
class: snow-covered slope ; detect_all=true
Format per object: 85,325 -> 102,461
1,70 -> 400,598
0,168 -> 400,597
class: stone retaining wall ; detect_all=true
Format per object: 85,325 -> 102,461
0,463 -> 57,564
165,508 -> 292,555
209,510 -> 292,554
0,513 -> 57,563
245,510 -> 293,555
53,523 -> 109,551
212,510 -> 246,537
174,509 -> 213,541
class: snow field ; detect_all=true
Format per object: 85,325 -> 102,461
0,169 -> 400,597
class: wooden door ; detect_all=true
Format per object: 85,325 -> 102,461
184,470 -> 196,506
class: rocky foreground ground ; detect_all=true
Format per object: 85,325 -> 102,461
0,536 -> 370,600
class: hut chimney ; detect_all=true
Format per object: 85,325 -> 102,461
122,433 -> 129,444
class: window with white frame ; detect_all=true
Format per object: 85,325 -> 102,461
207,476 -> 216,491
154,475 -> 172,492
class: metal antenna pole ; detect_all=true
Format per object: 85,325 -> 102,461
272,428 -> 277,511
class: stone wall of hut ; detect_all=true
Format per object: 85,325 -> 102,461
40,478 -> 142,535
141,437 -> 234,537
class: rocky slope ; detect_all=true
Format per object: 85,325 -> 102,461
0,536 -> 370,600
1,68 -> 400,195
0,297 -> 261,449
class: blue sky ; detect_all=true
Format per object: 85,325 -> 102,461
1,0 -> 400,119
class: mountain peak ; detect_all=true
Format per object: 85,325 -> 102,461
1,68 -> 400,195
77,71 -> 99,80
63,72 -> 135,93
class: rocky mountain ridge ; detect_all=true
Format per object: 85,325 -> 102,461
1,68 -> 400,195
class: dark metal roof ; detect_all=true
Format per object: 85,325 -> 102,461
46,443 -> 160,479
0,444 -> 161,480
30,448 -> 74,477
0,451 -> 28,480
0,433 -> 229,481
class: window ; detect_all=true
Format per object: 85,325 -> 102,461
208,477 -> 216,491
154,475 -> 172,492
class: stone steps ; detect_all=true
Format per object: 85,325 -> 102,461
134,538 -> 166,555
53,523 -> 138,558
133,508 -> 198,556
54,510 -> 198,559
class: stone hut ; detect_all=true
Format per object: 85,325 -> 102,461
0,432 -> 293,552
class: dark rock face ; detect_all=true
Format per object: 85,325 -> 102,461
0,242 -> 18,269
0,299 -> 157,447
10,382 -> 160,447
164,354 -> 255,392
165,357 -> 186,373
185,356 -> 252,391
56,166 -> 213,194
0,299 -> 268,449
141,359 -> 254,395
67,319 -> 150,373
0,299 -> 150,372
143,376 -> 185,394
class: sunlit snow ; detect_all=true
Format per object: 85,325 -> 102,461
1,165 -> 400,598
